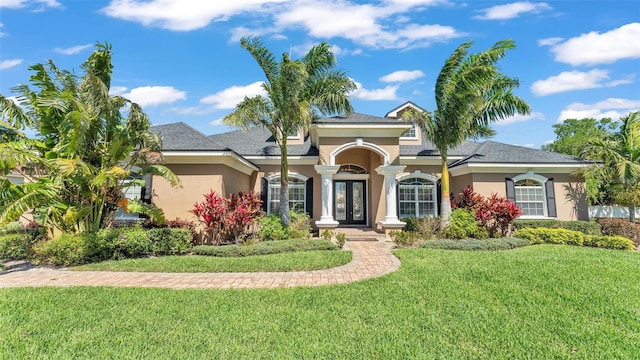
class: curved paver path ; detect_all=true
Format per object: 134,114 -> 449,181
0,240 -> 400,289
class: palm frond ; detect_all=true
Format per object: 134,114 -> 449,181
139,164 -> 181,188
240,36 -> 279,85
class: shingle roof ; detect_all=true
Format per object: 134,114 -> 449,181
449,140 -> 586,166
315,112 -> 406,124
150,122 -> 226,151
399,137 -> 481,157
209,127 -> 318,156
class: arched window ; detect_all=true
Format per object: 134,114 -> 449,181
337,164 -> 367,174
397,173 -> 438,218
507,172 -> 556,218
267,174 -> 308,214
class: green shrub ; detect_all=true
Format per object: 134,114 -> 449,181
401,218 -> 419,232
320,229 -> 333,241
112,227 -> 151,259
335,232 -> 346,249
597,219 -> 640,247
0,233 -> 33,260
147,228 -> 192,255
32,233 -> 90,266
584,235 -> 635,251
289,211 -> 312,239
514,220 -> 602,235
258,214 -> 289,241
438,209 -> 486,240
192,239 -> 337,257
390,231 -> 420,247
513,227 -> 585,246
402,217 -> 440,240
420,238 -> 530,251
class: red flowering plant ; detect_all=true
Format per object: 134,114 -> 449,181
191,190 -> 263,245
453,187 -> 522,238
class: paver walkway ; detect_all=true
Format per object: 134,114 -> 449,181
0,240 -> 400,289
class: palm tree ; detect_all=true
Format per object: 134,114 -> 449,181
0,42 -> 179,235
582,111 -> 640,222
224,36 -> 355,226
403,39 -> 531,228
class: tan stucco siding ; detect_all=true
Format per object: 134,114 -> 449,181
461,172 -> 588,221
318,137 -> 400,165
450,173 -> 474,198
153,164 -> 251,221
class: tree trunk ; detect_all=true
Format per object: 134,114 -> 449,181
280,137 -> 291,227
630,204 -> 636,223
440,159 -> 451,229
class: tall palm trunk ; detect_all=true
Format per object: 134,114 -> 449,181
280,136 -> 290,227
630,204 -> 636,223
440,159 -> 451,228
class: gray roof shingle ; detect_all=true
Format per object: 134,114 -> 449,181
315,112 -> 407,124
209,127 -> 318,156
150,122 -> 226,151
449,140 -> 586,166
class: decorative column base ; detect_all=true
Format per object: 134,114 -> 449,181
315,218 -> 339,229
378,220 -> 406,242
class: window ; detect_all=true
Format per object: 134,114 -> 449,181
337,164 -> 367,174
507,172 -> 556,218
397,176 -> 437,218
268,176 -> 306,214
400,124 -> 417,139
514,179 -> 545,216
115,178 -> 143,220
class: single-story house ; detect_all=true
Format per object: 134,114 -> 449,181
148,102 -> 591,233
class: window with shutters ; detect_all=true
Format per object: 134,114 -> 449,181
509,172 -> 555,218
267,174 -> 307,214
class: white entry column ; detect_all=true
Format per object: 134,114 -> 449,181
314,165 -> 340,228
375,165 -> 406,228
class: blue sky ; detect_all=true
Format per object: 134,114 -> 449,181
1,0 -> 639,149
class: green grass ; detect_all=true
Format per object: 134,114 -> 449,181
1,245 -> 638,359
71,250 -> 352,272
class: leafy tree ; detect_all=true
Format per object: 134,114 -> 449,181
224,36 -> 355,226
542,118 -> 618,205
541,118 -> 617,155
403,39 -> 530,228
0,42 -> 179,236
583,111 -> 640,222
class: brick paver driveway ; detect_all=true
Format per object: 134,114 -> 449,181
0,240 -> 400,289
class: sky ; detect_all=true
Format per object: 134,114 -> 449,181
1,0 -> 639,149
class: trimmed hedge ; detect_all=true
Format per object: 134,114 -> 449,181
584,235 -> 636,251
192,239 -> 337,257
513,227 -> 634,250
420,238 -> 530,251
32,227 -> 193,266
514,220 -> 602,235
597,218 -> 640,247
0,233 -> 33,260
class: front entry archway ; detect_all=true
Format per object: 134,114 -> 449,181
334,180 -> 366,225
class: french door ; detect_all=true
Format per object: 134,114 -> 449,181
334,180 -> 366,225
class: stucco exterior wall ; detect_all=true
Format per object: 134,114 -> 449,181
465,172 -> 588,221
153,164 -> 251,221
318,137 -> 400,165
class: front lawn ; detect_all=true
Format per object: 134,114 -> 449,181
1,245 -> 638,359
71,250 -> 352,272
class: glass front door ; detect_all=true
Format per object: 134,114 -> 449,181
334,180 -> 366,225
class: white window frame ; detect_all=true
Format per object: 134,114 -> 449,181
396,171 -> 438,218
400,123 -> 418,139
513,172 -> 548,219
266,173 -> 308,214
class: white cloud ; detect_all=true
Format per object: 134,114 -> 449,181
0,59 -> 23,70
474,1 -> 551,20
200,81 -> 266,109
380,70 -> 424,82
545,22 -> 640,66
494,111 -> 545,125
54,44 -> 93,55
102,0 -> 286,31
0,0 -> 61,9
349,81 -> 398,101
531,69 -> 633,96
108,0 -> 463,50
109,86 -> 128,96
119,86 -> 187,107
558,98 -> 640,122
210,118 -> 225,127
537,37 -> 562,46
